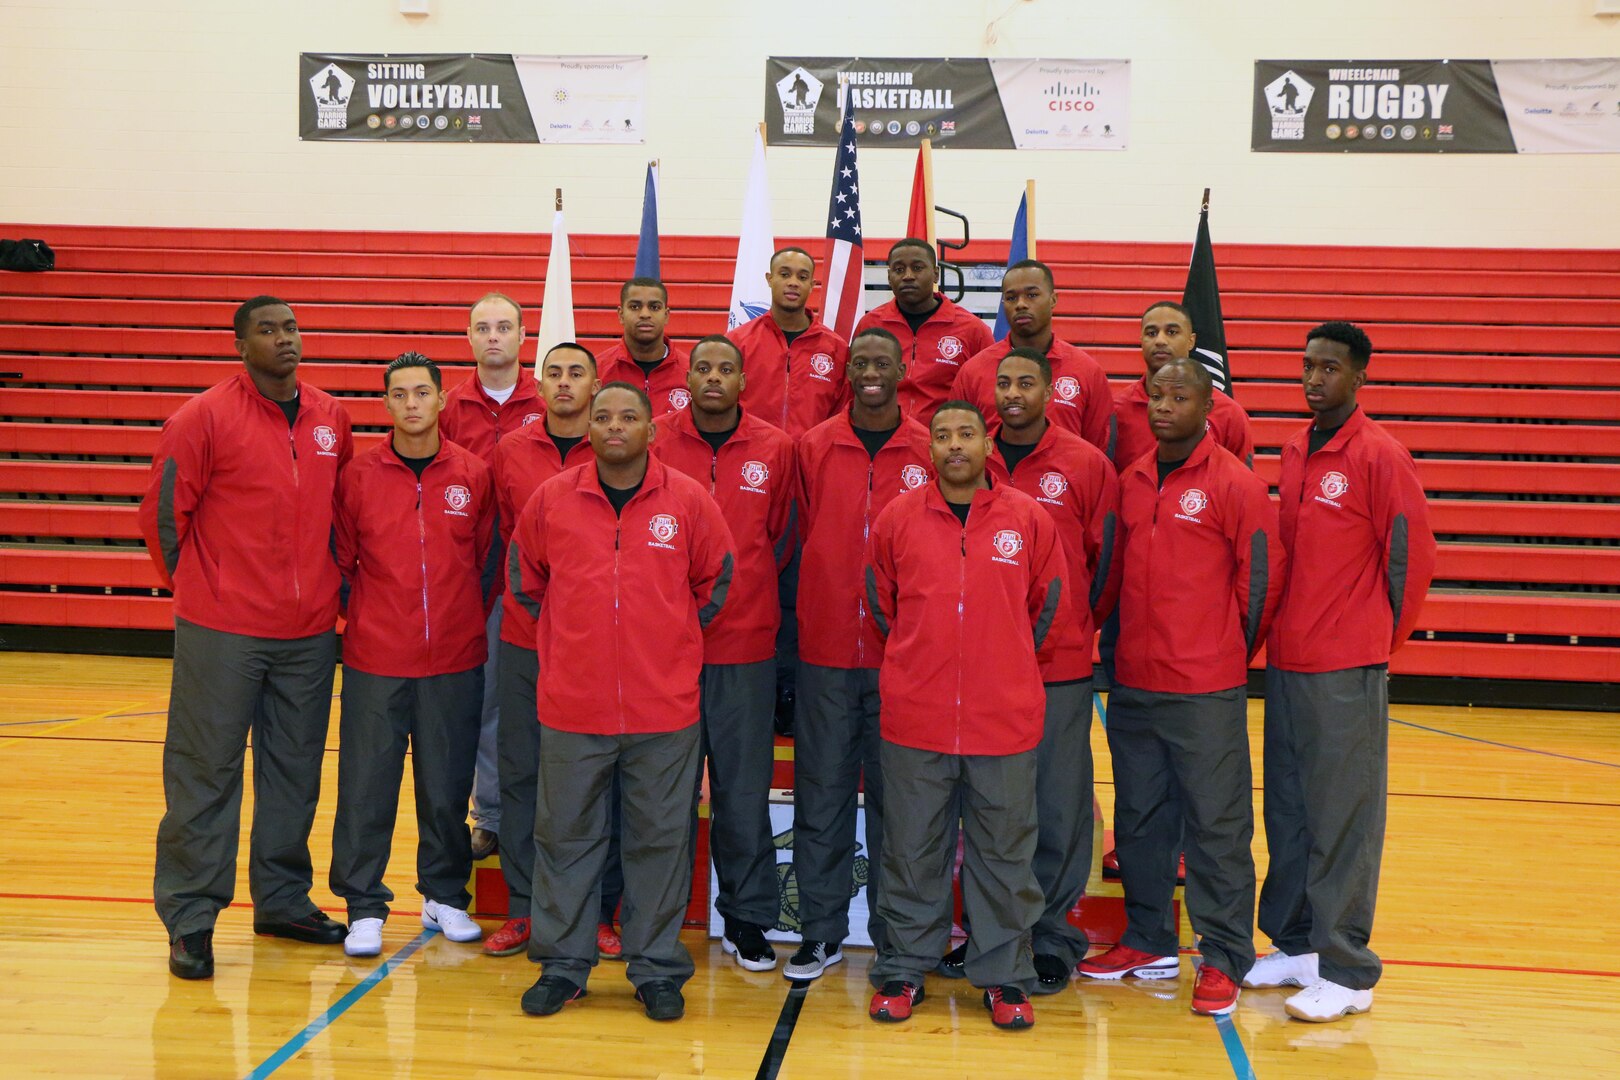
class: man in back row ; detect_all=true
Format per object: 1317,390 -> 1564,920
1113,301 -> 1253,472
598,277 -> 692,415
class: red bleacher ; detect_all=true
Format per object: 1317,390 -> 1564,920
1,225 -> 1617,689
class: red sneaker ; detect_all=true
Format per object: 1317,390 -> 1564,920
983,985 -> 1034,1030
596,922 -> 623,960
1077,944 -> 1180,981
1191,964 -> 1240,1015
869,981 -> 924,1022
483,917 -> 530,957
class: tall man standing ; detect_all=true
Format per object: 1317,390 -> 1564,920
596,278 -> 693,416
1113,301 -> 1253,472
510,383 -> 735,1022
140,296 -> 352,978
442,291 -> 545,861
1247,322 -> 1435,1023
728,247 -> 850,438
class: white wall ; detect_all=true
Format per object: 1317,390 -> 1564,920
2,0 -> 1618,247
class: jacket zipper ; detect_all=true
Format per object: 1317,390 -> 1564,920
856,455 -> 875,666
613,518 -> 625,733
956,515 -> 967,754
416,480 -> 431,652
288,422 -> 302,611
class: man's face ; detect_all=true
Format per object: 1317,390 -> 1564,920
467,298 -> 524,370
766,251 -> 815,314
1302,337 -> 1364,417
687,343 -> 744,416
847,337 -> 905,412
887,246 -> 938,310
930,408 -> 989,489
618,285 -> 669,348
1141,306 -> 1196,377
589,387 -> 653,466
995,355 -> 1052,433
539,348 -> 597,420
1147,364 -> 1212,445
235,303 -> 301,380
1001,268 -> 1055,338
384,366 -> 445,438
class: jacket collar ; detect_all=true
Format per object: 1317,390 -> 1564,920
922,475 -> 998,517
577,454 -> 666,501
662,404 -> 763,446
1127,430 -> 1219,485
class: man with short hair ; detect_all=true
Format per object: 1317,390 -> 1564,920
140,296 -> 353,979
785,327 -> 932,981
1078,358 -> 1283,1018
950,259 -> 1115,457
1248,321 -> 1435,1023
443,291 -> 545,862
727,247 -> 850,438
596,277 -> 693,416
511,383 -> 735,1022
856,238 -> 992,422
651,334 -> 797,971
1112,301 -> 1253,472
864,400 -> 1064,1031
330,353 -> 496,957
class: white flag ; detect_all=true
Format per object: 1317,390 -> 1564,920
727,129 -> 775,330
534,208 -> 575,371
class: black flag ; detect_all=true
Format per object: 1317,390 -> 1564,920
1182,194 -> 1232,396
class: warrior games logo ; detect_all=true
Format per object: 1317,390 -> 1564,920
310,63 -> 356,130
900,464 -> 929,490
991,529 -> 1024,565
1265,70 -> 1315,141
740,460 -> 770,493
777,66 -> 825,136
1177,488 -> 1208,522
444,484 -> 472,517
1038,472 -> 1068,502
648,513 -> 679,548
312,425 -> 339,456
667,388 -> 692,411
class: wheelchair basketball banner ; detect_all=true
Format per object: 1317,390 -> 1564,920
1253,58 -> 1620,153
299,54 -> 647,143
766,57 -> 1131,149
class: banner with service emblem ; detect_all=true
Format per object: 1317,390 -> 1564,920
765,57 -> 1130,149
299,53 -> 647,143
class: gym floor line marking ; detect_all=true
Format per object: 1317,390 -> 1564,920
0,699 -> 142,749
1390,716 -> 1620,769
1213,1011 -> 1258,1080
755,979 -> 810,1080
244,928 -> 435,1080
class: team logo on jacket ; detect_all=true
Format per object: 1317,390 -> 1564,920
1053,376 -> 1080,403
312,425 -> 338,454
1038,472 -> 1068,501
668,388 -> 692,410
809,353 -> 835,379
1178,488 -> 1208,520
740,460 -> 769,492
1320,471 -> 1349,500
648,513 -> 679,547
992,529 -> 1024,560
522,413 -> 543,427
444,485 -> 472,516
937,335 -> 964,362
900,464 -> 929,490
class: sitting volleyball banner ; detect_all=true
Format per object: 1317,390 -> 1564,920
299,54 -> 647,143
1253,58 -> 1620,153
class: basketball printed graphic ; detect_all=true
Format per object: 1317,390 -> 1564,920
1039,472 -> 1068,500
668,388 -> 692,410
1320,471 -> 1350,500
810,353 -> 835,377
900,464 -> 929,490
741,460 -> 769,488
1054,376 -> 1080,402
312,425 -> 337,452
938,335 -> 964,360
522,413 -> 543,427
444,485 -> 471,511
649,513 -> 679,544
1179,488 -> 1208,516
993,529 -> 1024,558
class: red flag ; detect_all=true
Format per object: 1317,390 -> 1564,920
906,141 -> 934,245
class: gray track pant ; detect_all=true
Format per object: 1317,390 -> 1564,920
471,604 -> 501,832
154,618 -> 336,938
1259,665 -> 1390,990
700,660 -> 780,929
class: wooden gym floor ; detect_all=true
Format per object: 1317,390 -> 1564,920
2,650 -> 1616,1079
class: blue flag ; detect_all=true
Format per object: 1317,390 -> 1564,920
634,163 -> 660,278
993,192 -> 1030,342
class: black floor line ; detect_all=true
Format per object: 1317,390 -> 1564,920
755,979 -> 810,1080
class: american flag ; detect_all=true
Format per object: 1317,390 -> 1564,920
821,105 -> 864,341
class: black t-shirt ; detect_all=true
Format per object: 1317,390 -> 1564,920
853,423 -> 898,460
602,479 -> 643,517
396,447 -> 437,481
699,424 -> 738,454
274,394 -> 299,428
783,327 -> 806,347
1157,455 -> 1189,489
996,434 -> 1037,475
1309,422 -> 1344,457
634,359 -> 662,382
549,430 -> 585,462
947,499 -> 972,527
901,299 -> 942,334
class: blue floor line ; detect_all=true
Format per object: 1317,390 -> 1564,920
1213,1011 -> 1258,1079
1390,715 -> 1619,769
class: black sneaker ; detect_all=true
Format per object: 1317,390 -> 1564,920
636,978 -> 686,1021
1032,953 -> 1072,994
521,974 -> 586,1016
773,691 -> 796,738
253,910 -> 346,945
782,939 -> 843,980
722,922 -> 778,972
938,941 -> 967,978
169,929 -> 214,979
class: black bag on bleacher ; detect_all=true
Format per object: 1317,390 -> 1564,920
0,239 -> 55,272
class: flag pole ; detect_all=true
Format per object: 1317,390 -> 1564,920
920,138 -> 936,247
758,120 -> 767,146
1202,187 -> 1210,213
555,187 -> 562,212
1024,179 -> 1037,259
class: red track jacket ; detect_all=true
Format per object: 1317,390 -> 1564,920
1268,407 -> 1437,673
856,295 -> 993,424
491,423 -> 599,650
1115,435 -> 1285,695
439,370 -> 545,465
596,339 -> 694,416
650,408 -> 797,665
727,314 -> 850,437
334,439 -> 495,678
795,411 -> 933,670
987,422 -> 1121,682
1112,379 -> 1255,474
866,482 -> 1066,756
508,458 -> 736,734
139,371 -> 352,639
951,337 -> 1117,458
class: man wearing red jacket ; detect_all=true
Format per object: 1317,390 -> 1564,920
855,238 -> 993,422
510,382 -> 735,1022
329,354 -> 496,958
864,400 -> 1064,1030
443,291 -> 545,863
595,278 -> 693,416
727,247 -> 850,438
1247,322 -> 1436,1023
140,296 -> 352,979
651,334 -> 797,972
950,260 -> 1115,458
1077,358 -> 1283,1018
482,342 -> 604,958
784,327 -> 932,982
1112,301 -> 1254,472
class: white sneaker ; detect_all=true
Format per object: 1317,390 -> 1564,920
422,900 -> 483,943
344,917 -> 384,957
1243,949 -> 1319,989
1285,977 -> 1373,1022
